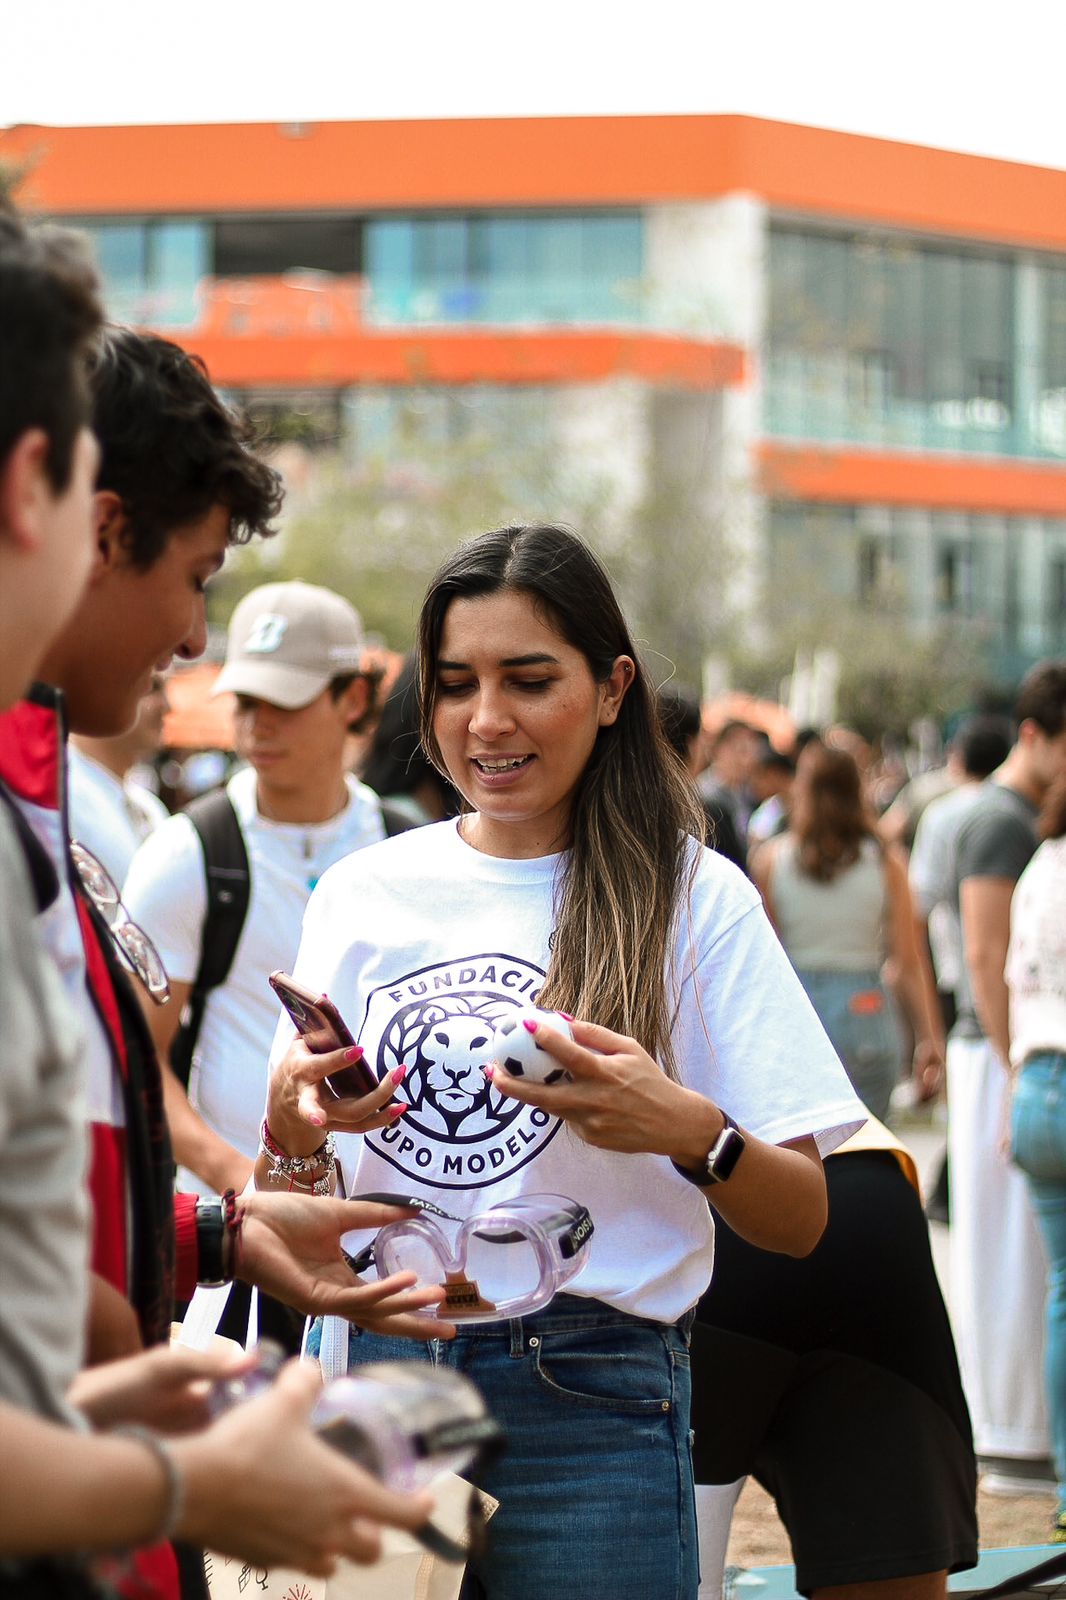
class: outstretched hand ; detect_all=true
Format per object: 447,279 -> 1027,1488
484,1016 -> 704,1158
238,1191 -> 455,1341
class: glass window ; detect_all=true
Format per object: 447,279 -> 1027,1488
80,219 -> 209,329
146,222 -> 209,326
214,217 -> 359,277
1036,265 -> 1066,456
365,211 -> 643,327
766,225 -> 1019,454
91,224 -> 146,293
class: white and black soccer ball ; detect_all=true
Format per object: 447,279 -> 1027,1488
491,1007 -> 573,1084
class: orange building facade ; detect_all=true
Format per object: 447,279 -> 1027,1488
7,114 -> 1066,673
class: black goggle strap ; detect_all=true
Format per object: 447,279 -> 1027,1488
410,1416 -> 507,1565
467,1204 -> 594,1260
343,1191 -> 461,1275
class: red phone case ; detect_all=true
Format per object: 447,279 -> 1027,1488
268,971 -> 378,1099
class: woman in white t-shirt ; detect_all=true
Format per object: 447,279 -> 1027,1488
258,525 -> 864,1600
1008,775 -> 1066,1542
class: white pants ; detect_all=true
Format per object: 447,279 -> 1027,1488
947,1036 -> 1049,1457
694,1480 -> 745,1600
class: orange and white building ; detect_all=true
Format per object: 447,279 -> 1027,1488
6,114 -> 1066,672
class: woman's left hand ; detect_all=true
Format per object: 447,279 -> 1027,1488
483,1017 -> 707,1157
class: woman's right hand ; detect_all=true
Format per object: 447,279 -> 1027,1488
172,1357 -> 433,1575
266,1036 -> 409,1157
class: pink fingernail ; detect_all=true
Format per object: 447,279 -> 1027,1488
523,1019 -> 538,1034
559,1012 -> 574,1022
483,1065 -> 496,1080
391,1065 -> 408,1084
344,1045 -> 364,1063
308,1114 -> 325,1127
389,1103 -> 408,1119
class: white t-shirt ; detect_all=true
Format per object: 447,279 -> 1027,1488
124,765 -> 387,1191
67,746 -> 169,888
1007,836 -> 1066,1068
272,819 -> 865,1323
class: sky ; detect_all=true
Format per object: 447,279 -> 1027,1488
5,0 -> 1066,172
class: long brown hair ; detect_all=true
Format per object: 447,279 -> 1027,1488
790,744 -> 880,883
417,525 -> 704,1079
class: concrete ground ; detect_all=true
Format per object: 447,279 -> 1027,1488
723,1103 -> 1057,1573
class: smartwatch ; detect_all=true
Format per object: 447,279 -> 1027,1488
671,1111 -> 746,1186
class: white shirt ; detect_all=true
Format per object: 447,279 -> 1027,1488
67,746 -> 169,889
272,819 -> 865,1323
1007,837 -> 1066,1068
124,765 -> 387,1191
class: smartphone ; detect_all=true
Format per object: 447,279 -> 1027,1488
268,970 -> 378,1100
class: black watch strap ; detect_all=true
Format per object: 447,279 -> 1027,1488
671,1111 -> 746,1187
195,1197 -> 228,1285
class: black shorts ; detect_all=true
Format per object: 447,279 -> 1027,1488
691,1151 -> 978,1596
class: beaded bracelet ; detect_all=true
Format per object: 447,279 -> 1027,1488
115,1426 -> 185,1544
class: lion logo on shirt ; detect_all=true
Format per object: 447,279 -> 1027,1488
361,953 -> 562,1189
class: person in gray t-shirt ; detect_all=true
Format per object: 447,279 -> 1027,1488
945,661 -> 1066,1469
950,783 -> 1039,1048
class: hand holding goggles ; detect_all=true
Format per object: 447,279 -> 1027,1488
347,1193 -> 594,1323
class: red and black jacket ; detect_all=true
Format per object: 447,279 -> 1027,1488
0,685 -> 208,1600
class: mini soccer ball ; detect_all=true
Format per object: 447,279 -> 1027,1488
491,1007 -> 573,1084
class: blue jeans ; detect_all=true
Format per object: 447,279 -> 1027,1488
795,968 -> 902,1122
1011,1050 -> 1066,1507
310,1295 -> 697,1599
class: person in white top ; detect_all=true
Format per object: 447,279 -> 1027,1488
126,581 -> 390,1203
259,524 -> 866,1600
752,743 -> 944,1120
68,671 -> 169,885
1008,775 -> 1066,1540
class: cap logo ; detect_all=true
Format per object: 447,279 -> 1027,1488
244,614 -> 289,655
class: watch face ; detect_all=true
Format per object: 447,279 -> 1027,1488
708,1125 -> 745,1182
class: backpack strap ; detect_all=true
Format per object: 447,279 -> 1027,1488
169,789 -> 250,1089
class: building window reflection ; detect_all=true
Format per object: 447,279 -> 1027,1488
762,225 -> 1066,458
364,212 -> 644,327
78,218 -> 209,329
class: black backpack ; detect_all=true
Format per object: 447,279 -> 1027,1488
168,787 -> 413,1087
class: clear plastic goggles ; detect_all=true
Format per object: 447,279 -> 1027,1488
347,1193 -> 594,1323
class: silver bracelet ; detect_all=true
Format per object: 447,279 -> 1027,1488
115,1425 -> 185,1544
259,1118 -> 336,1186
285,1170 -> 335,1196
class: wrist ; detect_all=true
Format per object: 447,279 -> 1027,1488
112,1427 -> 185,1546
671,1094 -> 726,1173
265,1099 -> 326,1162
259,1117 -> 336,1194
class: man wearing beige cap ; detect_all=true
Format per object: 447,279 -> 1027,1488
125,582 -> 395,1246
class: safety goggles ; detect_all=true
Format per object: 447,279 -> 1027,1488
70,841 -> 171,1004
347,1192 -> 594,1323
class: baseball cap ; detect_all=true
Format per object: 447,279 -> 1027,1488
212,581 -> 366,709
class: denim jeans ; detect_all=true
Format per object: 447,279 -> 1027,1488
310,1294 -> 697,1599
795,968 -> 902,1122
1011,1050 -> 1066,1508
